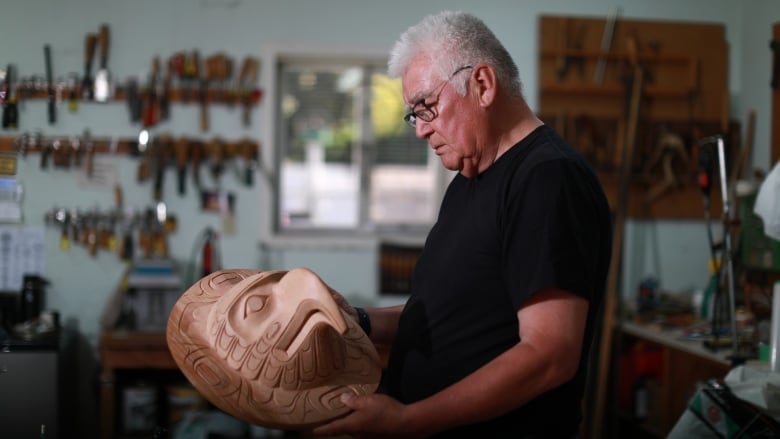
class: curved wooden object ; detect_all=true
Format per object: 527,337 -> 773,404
166,267 -> 381,429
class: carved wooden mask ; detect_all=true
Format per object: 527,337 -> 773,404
166,267 -> 381,429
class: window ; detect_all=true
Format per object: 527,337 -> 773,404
274,56 -> 442,233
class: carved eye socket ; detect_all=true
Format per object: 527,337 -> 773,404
244,295 -> 268,317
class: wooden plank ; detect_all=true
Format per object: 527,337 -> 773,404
592,37 -> 645,439
773,23 -> 780,165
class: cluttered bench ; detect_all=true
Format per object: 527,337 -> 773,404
616,320 -> 780,437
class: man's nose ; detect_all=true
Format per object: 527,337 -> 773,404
415,119 -> 433,138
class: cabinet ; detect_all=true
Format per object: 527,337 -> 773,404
615,322 -> 733,437
99,332 -> 304,439
99,331 -> 179,439
0,347 -> 60,438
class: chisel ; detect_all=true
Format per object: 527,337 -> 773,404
44,45 -> 56,124
94,24 -> 111,102
2,64 -> 18,129
81,33 -> 96,100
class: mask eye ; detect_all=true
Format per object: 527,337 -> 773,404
244,295 -> 267,317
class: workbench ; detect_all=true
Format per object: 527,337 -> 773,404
616,321 -> 736,437
99,331 -> 177,439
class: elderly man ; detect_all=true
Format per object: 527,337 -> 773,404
314,10 -> 612,438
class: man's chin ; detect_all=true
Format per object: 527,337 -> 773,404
436,154 -> 460,170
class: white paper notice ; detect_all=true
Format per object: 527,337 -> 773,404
0,226 -> 46,291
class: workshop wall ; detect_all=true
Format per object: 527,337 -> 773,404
0,0 -> 777,352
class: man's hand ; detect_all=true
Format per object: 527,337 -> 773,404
311,392 -> 422,439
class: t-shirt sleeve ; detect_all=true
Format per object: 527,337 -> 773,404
501,159 -> 605,310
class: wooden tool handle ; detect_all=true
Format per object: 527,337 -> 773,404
246,58 -> 258,83
239,56 -> 258,84
98,24 -> 110,64
85,33 -> 97,66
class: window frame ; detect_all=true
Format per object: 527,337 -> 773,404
260,43 -> 452,246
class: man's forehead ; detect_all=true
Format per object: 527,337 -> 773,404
402,61 -> 438,104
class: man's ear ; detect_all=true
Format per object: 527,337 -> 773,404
472,63 -> 497,107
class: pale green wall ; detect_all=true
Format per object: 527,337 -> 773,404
0,0 -> 776,349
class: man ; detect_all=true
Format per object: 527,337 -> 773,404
314,10 -> 612,438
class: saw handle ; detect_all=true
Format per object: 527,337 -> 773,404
98,24 -> 110,67
85,33 -> 97,70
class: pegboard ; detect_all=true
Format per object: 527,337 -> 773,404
538,14 -> 734,219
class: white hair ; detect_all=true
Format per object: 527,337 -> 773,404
388,10 -> 522,97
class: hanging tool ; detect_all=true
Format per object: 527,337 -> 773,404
197,51 -> 209,131
2,64 -> 18,129
206,53 -> 231,105
125,78 -> 142,123
40,139 -> 52,169
238,56 -> 259,127
208,138 -> 225,183
173,138 -> 189,195
81,33 -> 97,100
70,136 -> 83,168
51,138 -> 71,168
143,56 -> 160,128
184,50 -> 199,104
190,139 -> 203,190
94,24 -> 112,102
136,129 -> 153,182
159,57 -> 172,121
643,130 -> 690,203
59,212 -> 71,251
44,44 -> 56,124
84,213 -> 98,257
67,73 -> 80,112
82,129 -> 95,179
152,133 -> 171,201
556,18 -> 586,81
594,6 -> 621,83
238,140 -> 258,186
112,184 -> 132,262
166,52 -> 185,111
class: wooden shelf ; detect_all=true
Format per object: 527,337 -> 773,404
13,85 -> 262,106
0,135 -> 136,155
540,48 -> 694,63
541,83 -> 694,99
598,171 -> 724,220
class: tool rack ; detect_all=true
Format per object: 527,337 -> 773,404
538,14 -> 739,220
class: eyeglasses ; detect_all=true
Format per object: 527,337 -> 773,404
403,65 -> 473,127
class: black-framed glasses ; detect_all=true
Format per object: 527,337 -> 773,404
403,65 -> 473,127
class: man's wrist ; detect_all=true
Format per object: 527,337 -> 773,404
354,307 -> 371,336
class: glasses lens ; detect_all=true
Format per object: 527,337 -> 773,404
404,112 -> 417,127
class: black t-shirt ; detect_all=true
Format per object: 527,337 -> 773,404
382,124 -> 612,438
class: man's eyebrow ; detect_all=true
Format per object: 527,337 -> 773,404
406,92 -> 427,109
